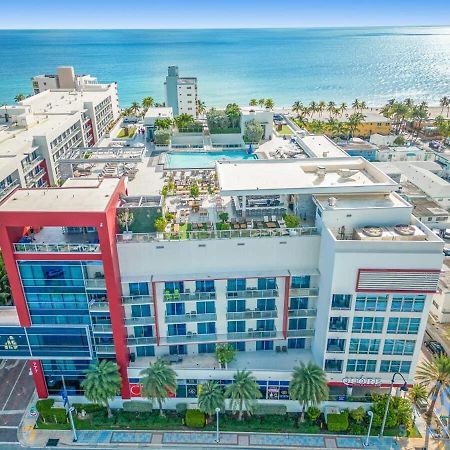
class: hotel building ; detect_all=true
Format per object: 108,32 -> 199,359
0,157 -> 443,407
165,66 -> 198,118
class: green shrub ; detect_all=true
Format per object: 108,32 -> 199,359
283,214 -> 300,228
185,409 -> 205,428
36,399 -> 54,414
348,422 -> 366,435
217,222 -> 231,230
73,403 -> 105,414
349,406 -> 366,424
123,400 -> 153,413
51,408 -> 68,424
253,404 -> 287,416
327,411 -> 349,432
306,406 -> 321,423
115,410 -> 153,426
176,403 -> 188,416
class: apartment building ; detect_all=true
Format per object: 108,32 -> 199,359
165,66 -> 198,118
32,66 -> 98,95
0,157 -> 443,406
0,84 -> 119,192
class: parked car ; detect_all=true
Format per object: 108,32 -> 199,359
429,141 -> 441,150
425,340 -> 446,356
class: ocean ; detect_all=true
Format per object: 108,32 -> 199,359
0,27 -> 449,107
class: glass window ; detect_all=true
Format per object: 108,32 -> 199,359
134,326 -> 153,337
129,282 -> 149,296
256,319 -> 275,331
197,322 -> 216,335
331,294 -> 351,309
229,341 -> 245,351
391,295 -> 425,312
383,339 -> 416,355
327,338 -> 346,352
228,321 -> 245,333
355,295 -> 388,311
256,340 -> 273,351
352,317 -> 384,333
195,280 -> 215,292
196,301 -> 215,314
136,346 -> 155,357
291,276 -> 310,289
329,317 -> 348,331
387,318 -> 420,334
169,344 -> 187,355
198,343 -> 216,353
325,359 -> 343,373
166,303 -> 185,316
257,278 -> 277,290
349,338 -> 380,354
168,324 -> 186,336
131,304 -> 151,318
289,297 -> 308,310
288,338 -> 306,349
257,298 -> 276,311
380,360 -> 411,373
164,281 -> 184,294
347,359 -> 377,372
227,300 -> 246,312
288,318 -> 307,330
227,279 -> 246,291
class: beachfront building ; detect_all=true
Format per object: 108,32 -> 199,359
32,66 -> 99,95
376,145 -> 427,162
165,66 -> 198,118
0,156 -> 443,407
0,84 -> 120,192
240,107 -> 274,141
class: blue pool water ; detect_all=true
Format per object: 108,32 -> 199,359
165,151 -> 257,169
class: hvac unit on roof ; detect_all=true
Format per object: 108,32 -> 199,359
338,168 -> 359,178
316,166 -> 326,177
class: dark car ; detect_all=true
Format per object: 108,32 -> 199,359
425,340 -> 446,356
429,141 -> 441,150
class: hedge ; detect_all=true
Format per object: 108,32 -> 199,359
327,411 -> 349,432
123,401 -> 153,413
185,409 -> 205,428
36,399 -> 67,424
253,404 -> 287,416
176,403 -> 188,416
73,403 -> 106,414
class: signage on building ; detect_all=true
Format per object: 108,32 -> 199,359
342,377 -> 382,387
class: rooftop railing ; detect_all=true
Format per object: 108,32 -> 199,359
88,301 -> 109,311
127,336 -> 157,346
92,324 -> 113,333
116,227 -> 318,243
95,345 -> 116,354
14,242 -> 101,253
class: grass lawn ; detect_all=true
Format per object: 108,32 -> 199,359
276,125 -> 293,136
117,127 -> 136,138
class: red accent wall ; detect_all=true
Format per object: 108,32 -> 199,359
151,281 -> 160,345
282,276 -> 290,339
29,360 -> 48,398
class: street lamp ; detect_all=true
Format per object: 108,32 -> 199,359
379,372 -> 408,438
364,411 -> 374,447
215,407 -> 221,443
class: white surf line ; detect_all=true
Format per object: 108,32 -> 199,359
1,361 -> 28,411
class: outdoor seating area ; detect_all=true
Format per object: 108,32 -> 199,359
164,170 -> 218,197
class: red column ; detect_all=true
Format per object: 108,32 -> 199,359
151,281 -> 160,345
282,275 -> 291,340
98,209 -> 130,399
29,360 -> 48,399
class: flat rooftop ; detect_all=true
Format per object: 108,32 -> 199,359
144,107 -> 173,119
410,197 -> 449,217
0,177 -> 120,213
314,192 -> 411,211
216,157 -> 397,196
297,135 -> 348,158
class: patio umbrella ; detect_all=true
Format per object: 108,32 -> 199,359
247,144 -> 253,154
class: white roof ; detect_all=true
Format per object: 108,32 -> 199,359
216,157 -> 397,196
297,135 -> 348,158
144,107 -> 173,119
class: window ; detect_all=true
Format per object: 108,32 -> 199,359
256,340 -> 273,351
131,304 -> 151,318
352,317 -> 384,333
291,276 -> 310,289
257,278 -> 277,290
288,338 -> 306,349
355,294 -> 388,311
380,360 -> 411,373
164,281 -> 184,294
198,343 -> 215,353
347,359 -> 377,372
387,318 -> 420,334
228,321 -> 245,333
329,317 -> 348,332
325,359 -> 343,373
168,324 -> 186,336
196,280 -> 215,292
257,298 -> 276,311
169,344 -> 187,355
327,338 -> 346,352
289,318 -> 307,330
136,346 -> 155,357
256,319 -> 275,331
229,341 -> 245,351
196,301 -> 215,314
383,339 -> 416,355
166,302 -> 185,316
129,282 -> 149,296
227,300 -> 246,312
331,294 -> 351,310
227,278 -> 246,291
349,338 -> 380,354
134,326 -> 153,337
391,295 -> 425,312
289,297 -> 308,310
197,322 -> 215,335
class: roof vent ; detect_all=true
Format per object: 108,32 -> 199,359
316,166 -> 326,177
322,151 -> 329,158
328,197 -> 337,207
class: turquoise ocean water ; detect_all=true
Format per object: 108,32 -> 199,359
0,27 -> 449,107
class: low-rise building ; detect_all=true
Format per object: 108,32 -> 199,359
296,135 -> 348,158
376,145 -> 427,162
338,138 -> 378,161
240,107 -> 273,141
143,107 -> 173,141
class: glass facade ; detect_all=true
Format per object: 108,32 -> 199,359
331,294 -> 351,309
291,276 -> 310,288
352,317 -> 384,333
387,318 -> 420,334
355,295 -> 388,311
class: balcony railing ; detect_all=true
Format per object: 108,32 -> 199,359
127,336 -> 157,346
226,309 -> 278,320
95,345 -> 116,354
25,168 -> 45,186
164,291 -> 216,302
227,330 -> 277,340
0,180 -> 19,200
92,324 -> 112,333
14,242 -> 101,253
226,289 -> 278,299
165,312 -> 217,324
88,301 -> 109,311
85,279 -> 106,289
22,155 -> 44,174
163,333 -> 217,344
289,288 -> 319,297
124,316 -> 155,326
288,308 -> 317,318
287,329 -> 315,337
122,295 -> 153,305
117,227 -> 319,243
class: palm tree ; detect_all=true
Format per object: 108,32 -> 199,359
0,253 -> 12,306
196,99 -> 206,116
439,96 -> 449,117
346,112 -> 365,139
142,97 -> 154,110
307,119 -> 326,134
249,99 -> 258,107
309,101 -> 317,117
289,362 -> 328,422
198,381 -> 225,420
407,384 -> 428,408
317,100 -> 326,117
14,93 -> 26,103
416,355 -> 450,449
129,101 -> 141,117
351,99 -> 360,110
258,98 -> 266,108
225,370 -> 261,420
81,360 -> 122,418
359,100 -> 367,110
339,102 -> 347,116
140,359 -> 177,416
327,101 -> 336,117
264,98 -> 274,110
326,118 -> 339,137
292,101 -> 303,117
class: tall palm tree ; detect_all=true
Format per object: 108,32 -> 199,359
142,96 -> 154,110
14,93 -> 26,103
225,370 -> 261,420
81,360 -> 122,418
439,96 -> 449,117
317,100 -> 326,117
346,112 -> 366,139
292,101 -> 303,117
258,98 -> 266,108
198,381 -> 225,420
339,103 -> 347,117
327,101 -> 336,117
249,99 -> 258,107
0,253 -> 12,306
359,100 -> 367,110
140,359 -> 177,416
309,101 -> 317,117
407,384 -> 428,408
326,118 -> 339,137
129,101 -> 141,117
264,98 -> 274,110
196,99 -> 206,116
289,362 -> 328,422
416,355 -> 450,449
307,119 -> 326,134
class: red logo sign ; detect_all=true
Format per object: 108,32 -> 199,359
129,384 -> 142,397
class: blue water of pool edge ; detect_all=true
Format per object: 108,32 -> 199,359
165,151 -> 257,169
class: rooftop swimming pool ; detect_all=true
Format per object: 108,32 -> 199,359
165,151 -> 257,170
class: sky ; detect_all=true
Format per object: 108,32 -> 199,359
1,0 -> 449,29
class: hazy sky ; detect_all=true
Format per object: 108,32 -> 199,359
1,0 -> 449,29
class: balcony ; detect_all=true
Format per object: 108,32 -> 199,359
226,289 -> 278,299
127,336 -> 157,346
289,288 -> 319,297
287,329 -> 315,337
165,312 -> 217,324
122,295 -> 152,305
92,324 -> 112,333
226,309 -> 278,320
85,279 -> 106,289
14,242 -> 101,253
288,308 -> 317,318
88,301 -> 109,312
0,180 -> 19,200
95,345 -> 115,354
227,330 -> 278,340
163,291 -> 216,302
22,155 -> 44,174
163,333 -> 217,344
25,167 -> 45,186
124,316 -> 155,326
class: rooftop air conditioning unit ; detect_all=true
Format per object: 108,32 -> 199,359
328,197 -> 337,207
316,166 -> 326,177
